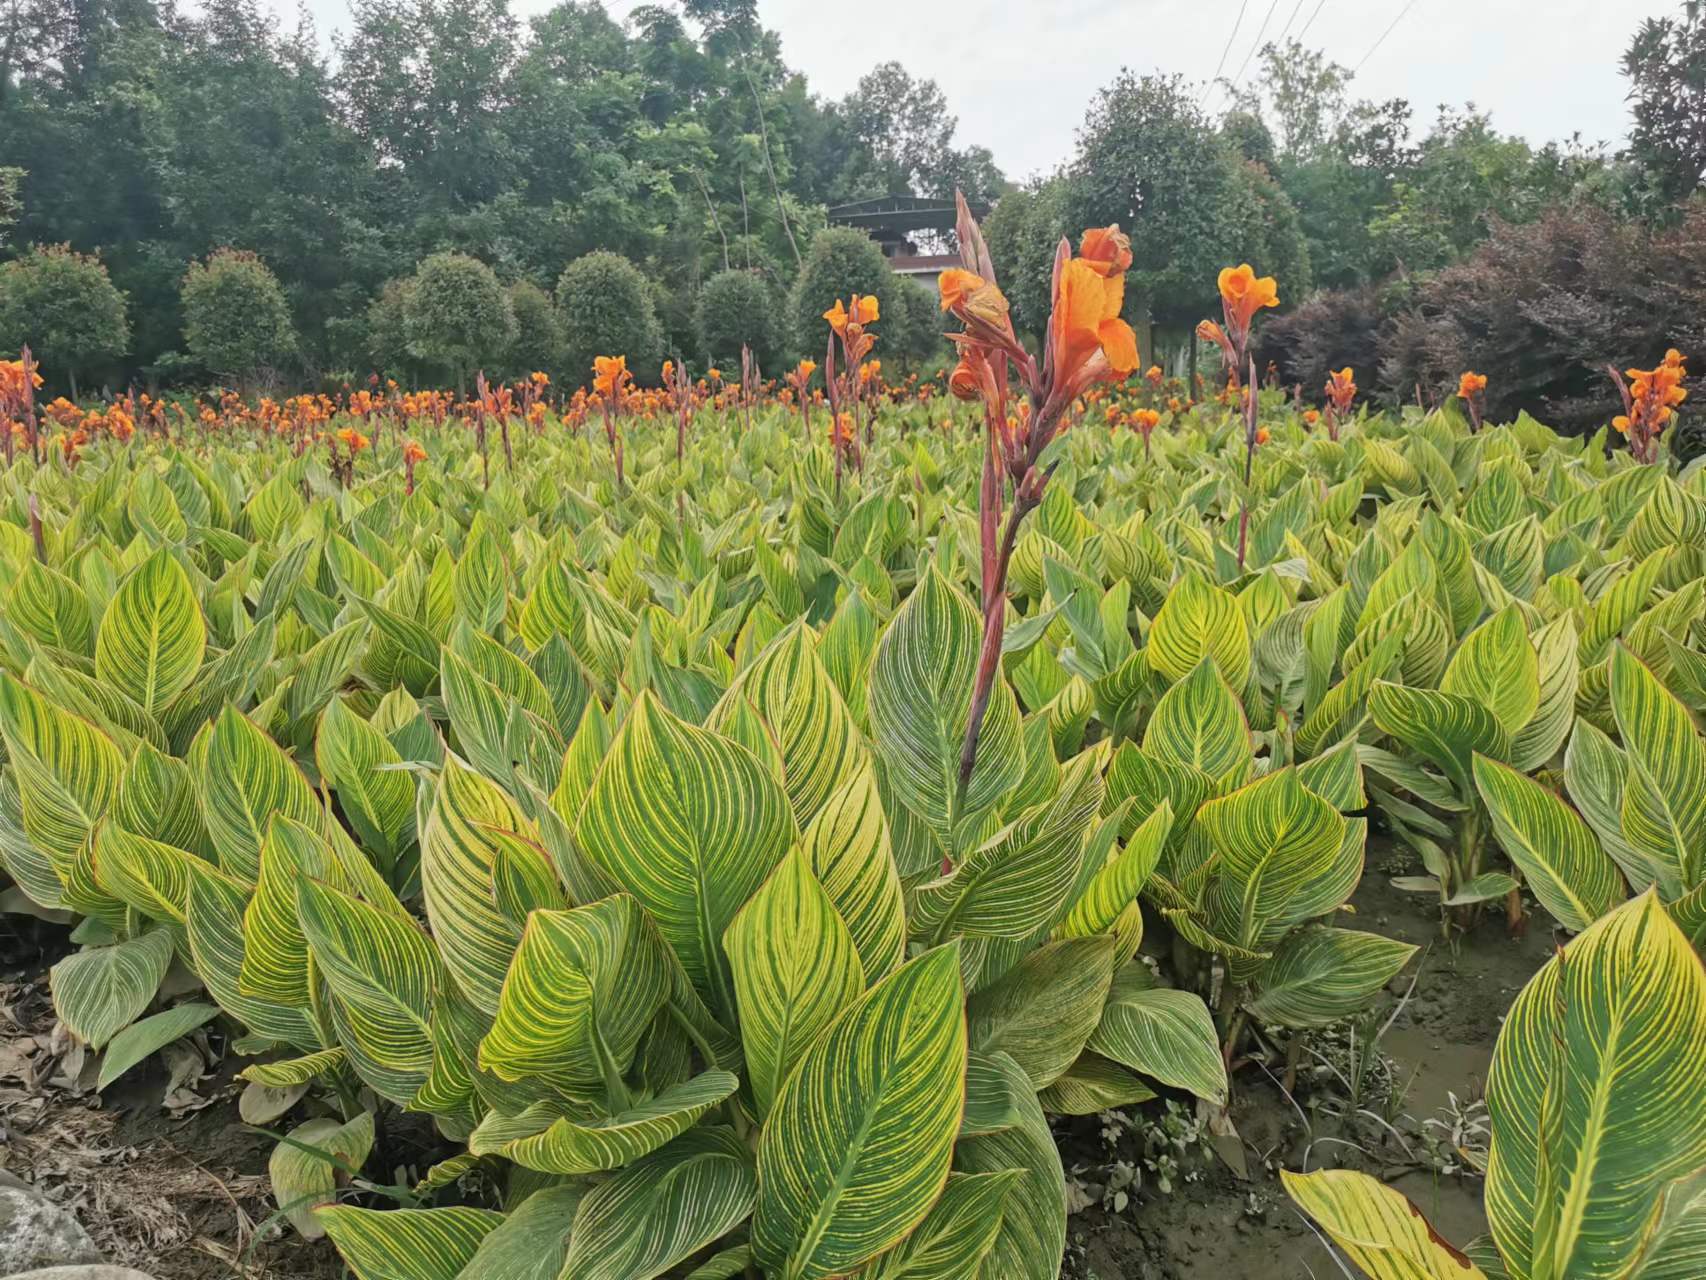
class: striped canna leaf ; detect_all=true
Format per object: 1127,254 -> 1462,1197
867,564 -> 1025,856
575,691 -> 794,1021
316,1205 -> 502,1280
1486,891 -> 1706,1280
477,893 -> 667,1094
295,877 -> 439,1105
707,620 -> 870,830
559,1126 -> 758,1280
94,548 -> 205,717
1281,1167 -> 1488,1279
49,927 -> 174,1049
725,846 -> 864,1119
1609,644 -> 1706,890
1473,753 -> 1625,932
752,943 -> 967,1279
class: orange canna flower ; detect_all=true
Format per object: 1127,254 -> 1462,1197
660,360 -> 674,383
937,268 -> 1012,330
1131,408 -> 1160,431
1254,425 -> 1271,445
1457,371 -> 1488,399
1218,265 -> 1279,328
593,354 -> 629,398
1046,257 -> 1139,410
824,294 -> 880,335
796,359 -> 816,380
1303,409 -> 1320,427
1325,367 -> 1357,413
1145,365 -> 1164,387
1079,226 -> 1133,278
829,411 -> 857,447
403,440 -> 427,463
707,367 -> 722,381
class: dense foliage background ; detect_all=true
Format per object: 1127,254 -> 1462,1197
2,0 -> 1704,424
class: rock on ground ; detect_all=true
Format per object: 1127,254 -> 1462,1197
0,1178 -> 106,1275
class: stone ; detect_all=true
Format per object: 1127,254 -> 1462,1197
0,1182 -> 105,1274
7,1269 -> 160,1280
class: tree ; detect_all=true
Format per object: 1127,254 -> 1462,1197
403,251 -> 514,393
0,168 -> 20,250
1068,72 -> 1310,329
0,243 -> 130,398
984,177 -> 1071,344
830,62 -> 1003,202
365,277 -> 417,380
555,250 -> 664,388
181,249 -> 297,387
790,226 -> 894,358
886,273 -> 945,372
1624,1 -> 1706,203
696,268 -> 781,371
503,280 -> 563,380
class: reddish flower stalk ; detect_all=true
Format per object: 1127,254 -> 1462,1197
940,193 -> 1139,805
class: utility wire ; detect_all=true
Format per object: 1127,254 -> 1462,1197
1199,0 -> 1251,106
1225,0 -> 1284,103
1275,0 -> 1309,45
1296,0 -> 1330,42
1353,0 -> 1420,74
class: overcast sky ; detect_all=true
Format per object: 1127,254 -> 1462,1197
279,0 -> 1674,181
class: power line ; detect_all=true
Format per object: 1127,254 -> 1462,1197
1226,0 -> 1284,102
1200,0 -> 1252,106
1275,0 -> 1309,45
1296,0 -> 1330,42
1353,0 -> 1420,74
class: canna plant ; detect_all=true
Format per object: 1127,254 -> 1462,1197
1283,890 -> 1706,1279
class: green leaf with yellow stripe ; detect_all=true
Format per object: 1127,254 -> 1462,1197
726,846 -> 864,1119
867,564 -> 1024,855
575,691 -> 794,1020
752,943 -> 967,1280
1485,891 -> 1706,1280
1281,1168 -> 1487,1279
94,548 -> 205,717
316,1205 -> 502,1280
1473,753 -> 1625,932
295,877 -> 439,1105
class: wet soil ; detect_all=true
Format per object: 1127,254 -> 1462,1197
1060,869 -> 1558,1278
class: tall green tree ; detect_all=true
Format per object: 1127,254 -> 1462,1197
403,251 -> 514,393
181,249 -> 298,388
1623,1 -> 1706,202
0,243 -> 130,397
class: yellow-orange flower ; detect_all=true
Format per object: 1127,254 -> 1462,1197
336,427 -> 370,453
1131,408 -> 1160,431
593,355 -> 629,397
1145,365 -> 1164,387
795,359 -> 816,380
1255,425 -> 1271,446
1079,226 -> 1133,278
1048,258 -> 1139,403
1325,367 -> 1357,413
1218,264 -> 1279,331
660,360 -> 674,383
403,440 -> 427,463
829,411 -> 857,447
1303,409 -> 1320,427
824,294 -> 880,334
1457,371 -> 1488,399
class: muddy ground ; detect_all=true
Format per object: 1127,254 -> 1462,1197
0,863 -> 1556,1279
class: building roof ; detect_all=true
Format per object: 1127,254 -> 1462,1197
826,194 -> 988,234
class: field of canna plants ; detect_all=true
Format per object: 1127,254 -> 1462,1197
0,200 -> 1704,1280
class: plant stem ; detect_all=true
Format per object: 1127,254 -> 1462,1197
956,491 -> 1035,806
